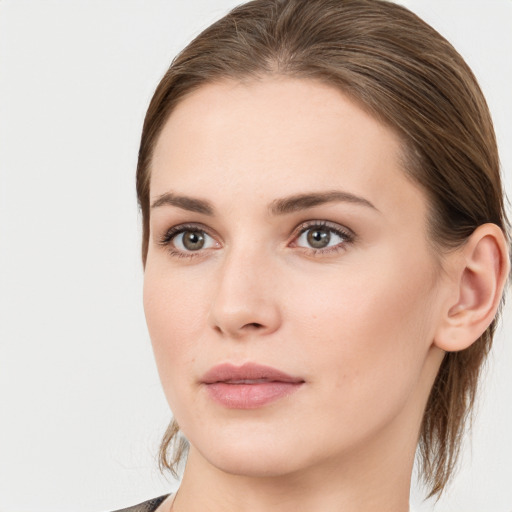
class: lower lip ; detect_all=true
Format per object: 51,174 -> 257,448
205,382 -> 303,409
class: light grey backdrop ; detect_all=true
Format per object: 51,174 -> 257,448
0,1 -> 510,511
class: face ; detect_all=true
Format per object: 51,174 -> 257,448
144,78 -> 447,478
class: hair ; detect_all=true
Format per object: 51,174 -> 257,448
136,0 -> 510,498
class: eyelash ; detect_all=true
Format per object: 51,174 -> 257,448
158,223 -> 216,259
293,221 -> 355,256
158,221 -> 355,258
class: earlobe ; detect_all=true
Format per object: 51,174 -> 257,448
434,223 -> 510,352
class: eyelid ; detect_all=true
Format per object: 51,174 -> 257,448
157,220 -> 355,258
295,220 -> 355,237
289,220 -> 356,252
158,222 -> 214,242
158,222 -> 221,257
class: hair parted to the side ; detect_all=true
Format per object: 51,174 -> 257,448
136,0 -> 510,498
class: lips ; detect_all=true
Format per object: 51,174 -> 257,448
202,362 -> 304,384
201,363 -> 305,409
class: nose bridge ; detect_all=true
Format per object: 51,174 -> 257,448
208,238 -> 281,338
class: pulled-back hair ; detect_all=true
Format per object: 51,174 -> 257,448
136,0 -> 510,498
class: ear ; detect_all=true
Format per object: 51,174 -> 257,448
434,223 -> 510,352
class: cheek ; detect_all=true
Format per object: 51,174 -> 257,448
143,259 -> 212,391
285,250 -> 438,413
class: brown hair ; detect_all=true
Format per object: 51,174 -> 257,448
136,0 -> 510,498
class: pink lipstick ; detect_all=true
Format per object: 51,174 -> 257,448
201,363 -> 304,409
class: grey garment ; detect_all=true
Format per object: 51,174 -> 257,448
111,494 -> 170,512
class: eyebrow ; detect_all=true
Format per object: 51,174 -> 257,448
269,191 -> 378,215
151,192 -> 214,215
150,190 -> 378,216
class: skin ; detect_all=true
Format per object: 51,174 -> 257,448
143,77 -> 455,512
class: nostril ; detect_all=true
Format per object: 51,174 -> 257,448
212,322 -> 263,334
245,322 -> 263,329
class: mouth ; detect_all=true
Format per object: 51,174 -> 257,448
201,363 -> 305,409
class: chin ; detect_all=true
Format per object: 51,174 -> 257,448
206,447 -> 305,478
187,422 -> 315,478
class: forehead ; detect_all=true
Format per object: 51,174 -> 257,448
150,77 -> 422,216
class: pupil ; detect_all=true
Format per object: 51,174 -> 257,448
307,228 -> 330,248
183,231 -> 205,250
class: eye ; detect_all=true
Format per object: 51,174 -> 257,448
173,230 -> 213,251
294,222 -> 354,252
159,224 -> 219,256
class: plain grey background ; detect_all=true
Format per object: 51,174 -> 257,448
0,1 -> 511,511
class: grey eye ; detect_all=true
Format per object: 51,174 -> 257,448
173,230 -> 215,251
307,227 -> 331,248
182,231 -> 205,250
296,225 -> 347,250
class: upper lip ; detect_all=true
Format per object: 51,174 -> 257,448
201,363 -> 304,384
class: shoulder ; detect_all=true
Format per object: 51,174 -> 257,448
110,494 -> 170,512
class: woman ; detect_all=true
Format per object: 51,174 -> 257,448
118,0 -> 510,510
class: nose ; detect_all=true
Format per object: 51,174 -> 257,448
208,246 -> 282,339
